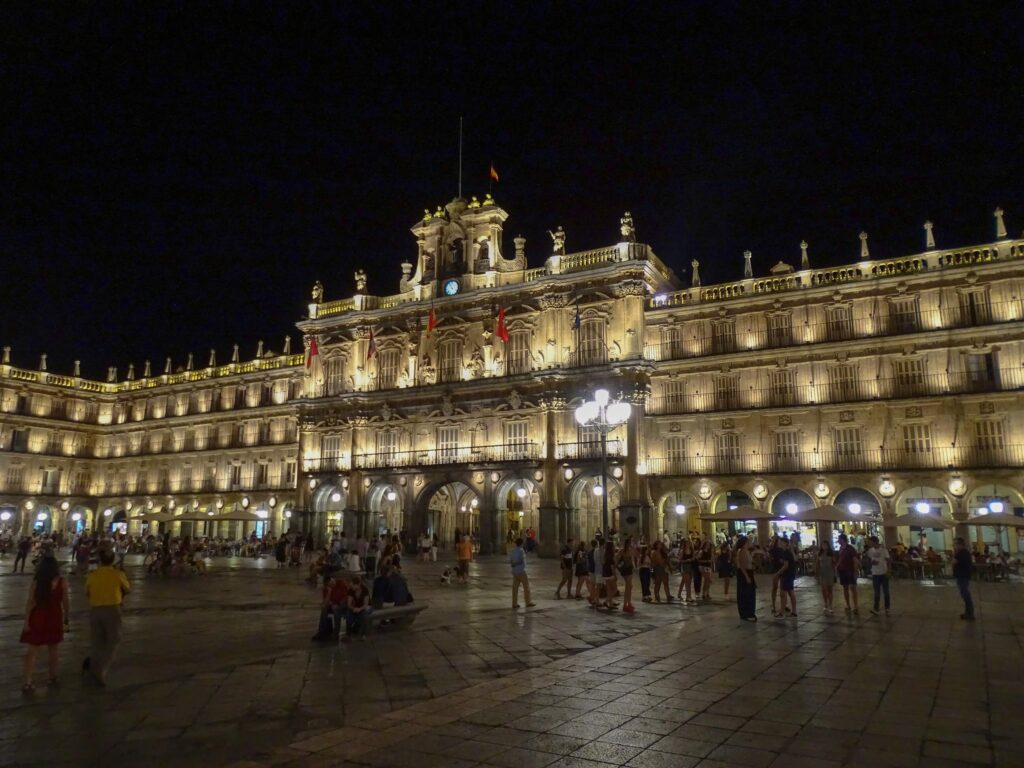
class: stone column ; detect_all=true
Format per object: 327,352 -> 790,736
538,503 -> 560,557
882,499 -> 898,547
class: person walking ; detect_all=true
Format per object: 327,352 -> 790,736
836,533 -> 860,614
638,543 -> 653,603
13,537 -> 31,573
952,537 -> 975,621
456,534 -> 474,584
817,544 -> 836,614
572,541 -> 589,600
508,538 -> 535,609
82,547 -> 130,686
865,535 -> 891,616
555,537 -> 575,598
697,539 -> 714,601
676,538 -> 695,603
735,535 -> 757,621
717,541 -> 734,598
616,537 -> 637,613
650,541 -> 671,603
774,537 -> 797,618
20,556 -> 69,692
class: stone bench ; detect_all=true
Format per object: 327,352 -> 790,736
366,602 -> 428,632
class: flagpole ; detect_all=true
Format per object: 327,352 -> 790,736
488,158 -> 493,196
458,117 -> 463,199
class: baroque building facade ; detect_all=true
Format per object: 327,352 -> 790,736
2,197 -> 1022,556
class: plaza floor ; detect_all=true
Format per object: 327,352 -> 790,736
0,552 -> 1020,768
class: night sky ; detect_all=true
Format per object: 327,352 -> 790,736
2,3 -> 1021,378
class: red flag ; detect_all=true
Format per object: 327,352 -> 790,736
366,328 -> 377,360
496,306 -> 509,344
305,336 -> 325,386
489,164 -> 499,183
427,305 -> 438,335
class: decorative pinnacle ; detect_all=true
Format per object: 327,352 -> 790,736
994,207 -> 1007,239
39,353 -> 47,372
743,250 -> 753,279
283,336 -> 292,355
924,221 -> 935,250
690,259 -> 701,288
800,241 -> 809,270
859,231 -> 870,259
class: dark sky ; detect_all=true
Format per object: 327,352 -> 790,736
2,3 -> 1021,378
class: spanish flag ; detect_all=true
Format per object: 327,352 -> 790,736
489,164 -> 499,183
427,304 -> 438,335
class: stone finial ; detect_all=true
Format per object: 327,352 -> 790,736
208,349 -> 216,367
400,261 -> 412,279
548,226 -> 566,255
73,360 -> 81,377
39,353 -> 47,372
2,346 -> 10,365
231,344 -> 240,364
620,212 -> 636,243
311,280 -> 324,304
924,221 -> 935,250
995,207 -> 1008,239
143,360 -> 151,378
107,367 -> 116,383
256,340 -> 264,358
354,269 -> 367,293
127,363 -> 135,380
859,231 -> 870,259
186,353 -> 194,371
743,250 -> 753,279
283,336 -> 292,355
514,235 -> 526,261
162,357 -> 170,374
800,241 -> 810,270
691,259 -> 701,287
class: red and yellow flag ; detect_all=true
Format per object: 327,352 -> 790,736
489,164 -> 499,183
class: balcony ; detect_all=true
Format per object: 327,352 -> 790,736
645,300 -> 1020,363
647,369 -> 1024,416
350,442 -> 541,470
644,445 -> 1024,476
556,439 -> 623,460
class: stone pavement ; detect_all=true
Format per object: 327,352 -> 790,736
0,551 -> 1021,767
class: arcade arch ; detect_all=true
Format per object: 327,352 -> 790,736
495,476 -> 540,540
568,473 -> 622,540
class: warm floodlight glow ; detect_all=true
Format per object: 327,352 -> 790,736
675,503 -> 686,515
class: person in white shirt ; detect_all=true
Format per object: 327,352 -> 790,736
865,535 -> 891,616
345,550 -> 361,573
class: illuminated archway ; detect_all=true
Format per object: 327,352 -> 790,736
568,474 -> 623,539
419,481 -> 479,548
495,476 -> 540,539
367,481 -> 405,536
657,490 -> 700,537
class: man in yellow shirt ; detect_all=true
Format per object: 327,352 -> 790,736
456,534 -> 474,583
83,547 -> 130,686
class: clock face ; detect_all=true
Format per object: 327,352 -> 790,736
443,279 -> 460,296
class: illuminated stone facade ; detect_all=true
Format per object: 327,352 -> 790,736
2,198 -> 1022,555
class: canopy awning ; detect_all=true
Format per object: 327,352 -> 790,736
700,505 -> 774,521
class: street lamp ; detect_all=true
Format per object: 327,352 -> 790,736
575,389 -> 632,537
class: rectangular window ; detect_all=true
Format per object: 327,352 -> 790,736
437,426 -> 460,461
829,364 -> 859,402
964,353 -> 997,392
767,314 -> 793,348
322,435 -> 343,469
893,358 -> 926,396
827,305 -> 853,341
662,379 -> 687,412
375,430 -> 398,460
377,348 -> 400,389
665,436 -> 686,461
5,465 -> 23,491
504,421 -> 529,459
769,368 -> 796,406
902,424 -> 932,454
975,420 -> 1004,450
711,319 -> 736,354
283,461 -> 296,486
959,290 -> 991,326
662,325 -> 683,359
717,433 -> 741,473
714,376 -> 739,410
439,339 -> 463,383
833,427 -> 863,457
229,464 -> 242,489
774,431 -> 799,457
579,318 -> 607,364
890,297 -> 920,334
256,463 -> 269,488
327,358 -> 345,395
508,330 -> 532,375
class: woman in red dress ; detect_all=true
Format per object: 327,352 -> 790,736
20,555 -> 69,692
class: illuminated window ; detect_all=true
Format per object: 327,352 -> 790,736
662,325 -> 683,358
829,363 -> 858,401
579,317 -> 607,364
375,430 -> 398,461
714,375 -> 739,410
439,340 -> 463,382
975,420 -> 1004,450
663,379 -> 687,411
893,358 -> 926,395
774,431 -> 799,457
769,368 -> 796,406
890,297 -> 920,333
504,421 -> 529,459
826,305 -> 853,341
833,427 -> 863,457
767,313 -> 793,348
902,424 -> 932,454
507,330 -> 532,374
378,349 -> 400,389
321,435 -> 343,468
326,358 -> 345,395
437,426 -> 460,461
665,436 -> 687,461
711,318 -> 736,354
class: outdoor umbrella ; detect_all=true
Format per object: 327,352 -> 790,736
781,504 -> 858,523
884,514 -> 954,529
699,506 -> 773,521
209,509 -> 265,522
130,512 -> 173,522
965,512 -> 1024,528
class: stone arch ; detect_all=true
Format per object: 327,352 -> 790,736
0,502 -> 19,532
965,482 -> 1024,553
416,479 -> 480,550
656,490 -> 700,537
567,473 -> 623,539
769,488 -> 817,546
367,480 -> 405,536
707,489 -> 756,540
495,475 -> 541,540
893,484 -> 955,552
311,482 -> 348,538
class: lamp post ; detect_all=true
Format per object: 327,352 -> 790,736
575,389 -> 632,538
